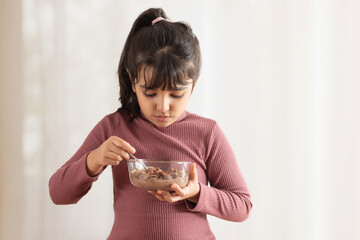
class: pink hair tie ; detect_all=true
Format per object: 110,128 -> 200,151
152,17 -> 166,25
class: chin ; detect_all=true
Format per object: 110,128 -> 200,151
151,118 -> 174,127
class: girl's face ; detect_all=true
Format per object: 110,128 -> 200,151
132,70 -> 193,128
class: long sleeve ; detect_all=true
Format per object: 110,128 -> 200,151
49,113 -> 118,205
186,123 -> 252,222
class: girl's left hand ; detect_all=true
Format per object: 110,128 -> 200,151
148,162 -> 200,203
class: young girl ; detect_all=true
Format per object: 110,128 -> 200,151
49,8 -> 252,240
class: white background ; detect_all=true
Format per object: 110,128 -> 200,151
1,0 -> 359,239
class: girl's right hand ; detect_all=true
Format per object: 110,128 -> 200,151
86,136 -> 136,176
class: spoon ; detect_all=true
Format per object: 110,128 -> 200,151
128,153 -> 147,169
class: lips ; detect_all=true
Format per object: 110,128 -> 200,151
155,115 -> 170,122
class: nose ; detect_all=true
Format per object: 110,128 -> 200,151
156,95 -> 170,112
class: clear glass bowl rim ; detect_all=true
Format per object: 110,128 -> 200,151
127,159 -> 192,164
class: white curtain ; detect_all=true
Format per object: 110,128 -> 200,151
1,0 -> 359,239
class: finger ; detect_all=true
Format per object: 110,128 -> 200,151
171,184 -> 185,197
107,142 -> 131,159
157,190 -> 171,199
111,137 -> 136,154
109,147 -> 131,160
105,151 -> 123,161
157,190 -> 181,203
104,157 -> 121,166
148,191 -> 166,201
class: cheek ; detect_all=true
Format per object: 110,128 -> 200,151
137,95 -> 147,107
137,95 -> 154,112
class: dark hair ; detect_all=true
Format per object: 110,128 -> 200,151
118,8 -> 201,118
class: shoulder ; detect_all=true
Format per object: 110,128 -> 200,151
98,110 -> 119,127
185,111 -> 216,124
93,109 -> 130,134
185,112 -> 230,141
183,111 -> 218,133
101,108 -> 130,124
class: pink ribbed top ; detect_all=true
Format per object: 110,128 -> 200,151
49,108 -> 252,240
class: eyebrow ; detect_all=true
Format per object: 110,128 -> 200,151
139,84 -> 190,91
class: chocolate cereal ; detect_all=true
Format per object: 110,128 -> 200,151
130,166 -> 189,191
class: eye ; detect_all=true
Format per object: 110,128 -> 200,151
171,93 -> 184,99
143,91 -> 156,97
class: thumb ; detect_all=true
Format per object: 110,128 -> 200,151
189,163 -> 198,181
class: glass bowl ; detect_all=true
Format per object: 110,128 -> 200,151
127,159 -> 192,191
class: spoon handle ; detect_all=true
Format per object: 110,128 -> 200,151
128,153 -> 139,160
128,153 -> 147,169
